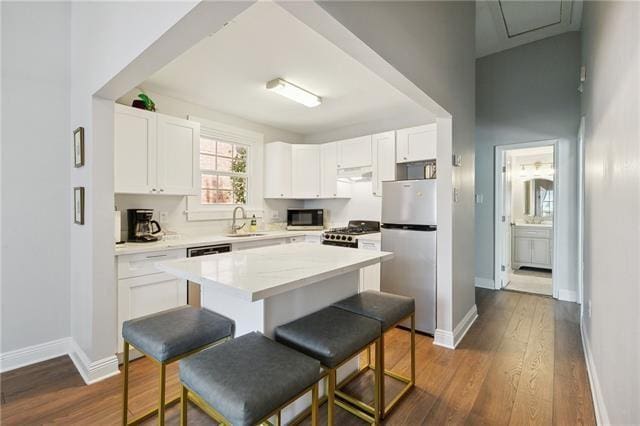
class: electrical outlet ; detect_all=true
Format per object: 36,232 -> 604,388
159,211 -> 169,224
270,210 -> 280,220
475,193 -> 484,204
453,187 -> 460,202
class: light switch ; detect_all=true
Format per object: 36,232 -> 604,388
159,211 -> 169,223
475,193 -> 484,204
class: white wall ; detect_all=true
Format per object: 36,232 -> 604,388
304,182 -> 381,227
1,2 -> 71,357
317,1 -> 476,332
580,2 -> 640,424
476,32 -> 581,296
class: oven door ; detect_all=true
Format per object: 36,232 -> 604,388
287,209 -> 324,230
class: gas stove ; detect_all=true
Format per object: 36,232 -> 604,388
322,220 -> 380,248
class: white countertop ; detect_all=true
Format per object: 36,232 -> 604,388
513,222 -> 553,228
155,242 -> 393,301
115,230 -> 323,256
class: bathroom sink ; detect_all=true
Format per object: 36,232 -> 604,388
225,233 -> 266,238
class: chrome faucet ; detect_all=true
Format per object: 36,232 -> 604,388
231,206 -> 247,234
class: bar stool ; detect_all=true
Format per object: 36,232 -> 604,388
179,332 -> 321,426
122,306 -> 234,425
332,290 -> 415,419
274,306 -> 382,425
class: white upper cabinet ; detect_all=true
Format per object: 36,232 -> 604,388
264,142 -> 292,198
396,123 -> 437,163
320,142 -> 351,198
291,145 -> 321,198
114,105 -> 157,194
336,135 -> 372,169
372,131 -> 396,197
156,113 -> 200,196
114,104 -> 200,195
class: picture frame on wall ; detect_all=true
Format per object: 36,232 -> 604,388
74,187 -> 85,225
73,127 -> 85,167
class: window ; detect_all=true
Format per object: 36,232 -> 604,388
199,136 -> 249,205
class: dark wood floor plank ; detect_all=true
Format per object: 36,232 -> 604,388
0,290 -> 596,426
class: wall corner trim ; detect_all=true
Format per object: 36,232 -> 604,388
434,304 -> 478,349
69,340 -> 120,385
475,277 -> 496,289
558,289 -> 578,303
0,337 -> 71,373
581,320 -> 610,425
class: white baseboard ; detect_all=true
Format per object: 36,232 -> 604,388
0,337 -> 71,373
434,304 -> 478,349
581,320 -> 610,425
69,340 -> 120,385
475,277 -> 496,289
558,289 -> 578,302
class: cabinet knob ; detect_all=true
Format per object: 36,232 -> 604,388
280,193 -> 284,197
333,193 -> 336,196
316,194 -> 319,197
151,188 -> 156,192
159,188 -> 164,192
403,157 -> 407,160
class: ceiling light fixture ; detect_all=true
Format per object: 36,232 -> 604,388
266,78 -> 321,108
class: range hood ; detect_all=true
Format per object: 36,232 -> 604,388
337,166 -> 372,182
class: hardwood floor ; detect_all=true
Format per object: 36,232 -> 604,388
0,289 -> 595,425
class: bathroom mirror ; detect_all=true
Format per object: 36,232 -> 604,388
524,178 -> 554,217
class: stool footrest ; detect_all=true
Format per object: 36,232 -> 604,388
126,395 -> 180,425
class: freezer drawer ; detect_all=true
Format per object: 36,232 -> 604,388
381,227 -> 436,334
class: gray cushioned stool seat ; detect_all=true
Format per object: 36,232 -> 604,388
122,306 -> 234,362
274,306 -> 380,368
180,332 -> 321,426
332,290 -> 415,331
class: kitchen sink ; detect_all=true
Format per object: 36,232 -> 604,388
225,233 -> 266,238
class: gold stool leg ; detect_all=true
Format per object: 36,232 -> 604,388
180,385 -> 188,426
327,369 -> 336,426
374,338 -> 382,425
122,342 -> 129,426
378,333 -> 385,420
311,382 -> 319,426
158,363 -> 166,425
411,314 -> 416,385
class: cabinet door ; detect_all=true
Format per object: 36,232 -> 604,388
514,237 -> 532,264
337,135 -> 372,169
117,273 -> 187,351
156,114 -> 200,195
531,238 -> 550,266
320,142 -> 338,198
396,124 -> 437,163
264,142 -> 292,198
372,131 -> 396,197
232,238 -> 286,251
291,145 -> 321,198
114,105 -> 157,194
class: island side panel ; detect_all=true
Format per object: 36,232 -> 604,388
263,270 -> 361,423
201,287 -> 265,337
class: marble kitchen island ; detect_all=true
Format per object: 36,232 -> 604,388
156,242 -> 393,338
156,242 -> 393,422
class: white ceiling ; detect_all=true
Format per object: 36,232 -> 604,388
476,0 -> 583,58
141,2 -> 427,136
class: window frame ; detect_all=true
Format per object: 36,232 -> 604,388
186,116 -> 264,221
199,137 -> 250,206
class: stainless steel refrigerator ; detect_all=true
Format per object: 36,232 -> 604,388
381,179 -> 436,334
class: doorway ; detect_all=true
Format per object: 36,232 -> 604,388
495,141 -> 557,297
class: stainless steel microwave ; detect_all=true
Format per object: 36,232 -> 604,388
287,208 -> 325,230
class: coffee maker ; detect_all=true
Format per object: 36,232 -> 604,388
127,209 -> 162,242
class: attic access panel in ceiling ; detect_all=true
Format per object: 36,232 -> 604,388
499,0 -> 563,37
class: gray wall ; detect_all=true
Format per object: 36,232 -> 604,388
475,32 -> 581,294
581,1 -> 639,423
1,2 -> 71,355
318,1 -> 477,328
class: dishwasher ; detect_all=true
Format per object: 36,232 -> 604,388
186,244 -> 232,307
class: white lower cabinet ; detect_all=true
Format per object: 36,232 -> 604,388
512,225 -> 552,270
232,238 -> 288,251
116,249 -> 187,355
358,239 -> 381,291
